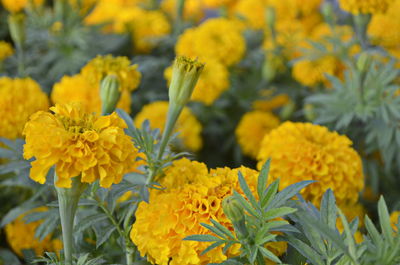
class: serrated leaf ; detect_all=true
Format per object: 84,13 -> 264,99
75,213 -> 109,233
201,223 -> 228,239
233,191 -> 259,218
261,179 -> 279,209
200,240 -> 225,255
210,219 -> 235,239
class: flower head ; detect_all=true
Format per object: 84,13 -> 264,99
0,41 -> 14,61
131,158 -> 286,265
257,122 -> 364,206
176,18 -> 246,66
391,211 -> 400,231
236,110 -> 280,159
134,101 -> 203,152
5,207 -> 62,257
0,77 -> 49,139
23,103 -> 141,188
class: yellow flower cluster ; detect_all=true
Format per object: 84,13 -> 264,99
339,0 -> 393,14
23,103 -> 141,188
0,41 -> 14,61
292,55 -> 342,87
1,0 -> 43,13
0,77 -> 49,139
134,101 -> 203,152
164,59 -> 229,105
368,0 -> 400,57
52,55 -> 141,114
176,18 -> 246,66
85,1 -> 170,53
257,122 -> 364,207
5,207 -> 62,257
203,0 -> 238,8
131,158 -> 287,265
291,24 -> 357,87
236,110 -> 280,159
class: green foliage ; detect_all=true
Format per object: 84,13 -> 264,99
185,159 -> 313,265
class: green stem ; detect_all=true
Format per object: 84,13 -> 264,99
55,175 -> 86,265
174,0 -> 185,37
16,44 -> 25,77
353,14 -> 371,50
146,103 -> 182,185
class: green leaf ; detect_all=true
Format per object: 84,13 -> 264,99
184,234 -> 221,242
320,189 -> 337,230
35,214 -> 60,241
233,191 -> 259,218
201,223 -> 228,239
364,215 -> 382,247
0,249 -> 22,265
337,208 -> 358,263
261,179 -> 279,209
95,225 -> 117,248
287,236 -> 324,265
258,246 -> 281,263
378,196 -> 394,245
263,207 -> 297,221
200,240 -> 225,256
238,171 -> 260,212
210,219 -> 235,239
258,159 -> 271,200
75,213 -> 108,233
269,181 -> 314,209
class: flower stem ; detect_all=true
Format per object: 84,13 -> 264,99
55,175 -> 86,265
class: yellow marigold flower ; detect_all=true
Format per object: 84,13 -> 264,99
23,103 -> 140,188
368,0 -> 400,48
176,18 -> 246,66
257,122 -> 364,207
134,101 -> 202,152
1,0 -> 43,13
161,0 -> 204,22
253,92 -> 290,112
232,0 -> 267,29
265,0 -> 322,22
263,20 -> 308,60
390,211 -> 400,231
292,55 -> 343,87
236,111 -> 280,159
80,55 -> 141,93
339,0 -> 393,14
51,74 -> 131,114
164,59 -> 229,105
0,41 -> 14,61
131,158 -> 287,265
0,77 -> 49,139
5,207 -> 62,257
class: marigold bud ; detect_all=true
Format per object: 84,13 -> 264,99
169,56 -> 204,107
100,74 -> 121,115
222,196 -> 244,223
8,13 -> 26,49
356,52 -> 372,73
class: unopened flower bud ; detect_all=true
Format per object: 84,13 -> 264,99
304,104 -> 316,121
321,2 -> 335,26
265,7 -> 276,33
356,53 -> 372,73
8,13 -> 26,49
169,56 -> 204,107
280,100 -> 296,120
222,196 -> 244,223
100,74 -> 121,115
